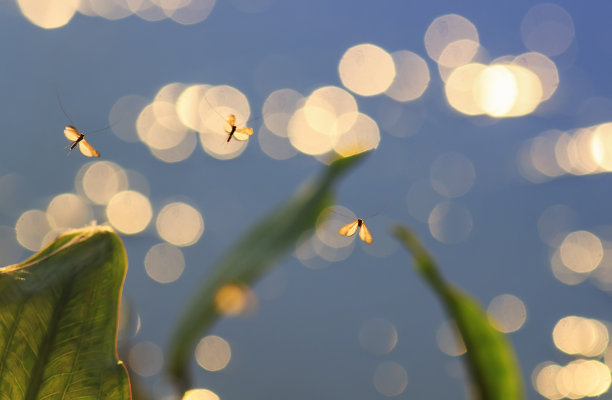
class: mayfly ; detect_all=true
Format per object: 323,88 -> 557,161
338,218 -> 373,244
57,87 -> 102,158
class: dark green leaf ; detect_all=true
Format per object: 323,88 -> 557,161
393,225 -> 523,400
0,225 -> 131,400
168,153 -> 367,392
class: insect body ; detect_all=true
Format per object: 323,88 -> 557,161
338,218 -> 373,244
64,125 -> 100,157
225,114 -> 254,142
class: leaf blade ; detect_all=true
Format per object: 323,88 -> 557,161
0,225 -> 130,400
168,153 -> 367,391
393,225 -> 523,400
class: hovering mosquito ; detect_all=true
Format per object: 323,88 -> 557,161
56,87 -> 103,158
338,218 -> 373,244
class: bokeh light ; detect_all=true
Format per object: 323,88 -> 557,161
150,131 -> 198,163
156,202 -> 204,247
106,190 -> 153,234
373,361 -> 408,397
487,294 -> 527,333
518,122 -> 612,180
312,232 -> 355,262
513,52 -> 559,102
110,95 -> 150,143
257,125 -> 297,160
294,231 -> 330,270
521,3 -> 575,57
533,362 -> 564,400
164,0 -> 216,25
176,84 -> 213,132
183,388 -> 220,400
553,316 -> 609,357
429,152 -> 475,198
195,335 -> 232,372
444,63 -> 487,116
46,193 -> 93,230
518,122 -> 612,179
444,59 -> 548,118
358,318 -> 398,356
214,283 -> 256,316
80,0 -> 132,21
284,81 -> 381,159
137,102 -> 188,151
339,44 -> 396,96
17,0 -> 79,29
424,14 -> 479,63
385,50 -> 430,102
331,113 -> 380,157
550,248 -> 589,286
406,180 -> 442,223
437,39 -> 483,81
128,341 -> 164,377
518,130 -> 566,182
15,209 -> 51,251
304,86 -> 358,136
315,206 -> 356,249
436,320 -> 466,356
288,107 -> 333,156
18,0 -> 219,27
144,243 -> 185,284
559,231 -> 603,274
262,88 -> 304,137
77,160 -> 129,205
554,359 -> 611,398
428,201 -> 473,244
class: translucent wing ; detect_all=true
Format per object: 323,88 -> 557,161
338,220 -> 359,237
64,125 -> 82,141
233,127 -> 254,141
78,139 -> 100,157
224,114 -> 236,133
358,221 -> 373,244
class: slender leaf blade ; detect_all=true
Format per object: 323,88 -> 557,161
393,225 -> 523,400
168,153 -> 367,391
0,225 -> 130,400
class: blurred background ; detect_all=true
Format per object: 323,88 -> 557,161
1,0 -> 612,398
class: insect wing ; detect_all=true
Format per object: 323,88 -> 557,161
338,220 -> 359,237
358,221 -> 373,244
78,139 -> 100,157
224,114 -> 236,133
64,125 -> 82,141
233,127 -> 254,141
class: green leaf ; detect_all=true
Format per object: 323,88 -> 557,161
168,153 -> 367,392
393,225 -> 523,400
0,225 -> 131,400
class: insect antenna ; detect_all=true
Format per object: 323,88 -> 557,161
325,206 -> 381,221
86,117 -> 122,135
55,85 -> 75,126
203,90 -> 260,127
56,85 -> 120,136
326,208 -> 355,220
